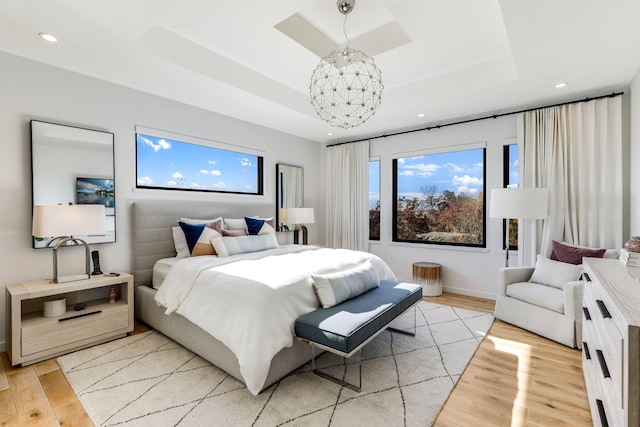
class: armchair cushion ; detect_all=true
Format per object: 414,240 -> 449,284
529,255 -> 582,289
506,282 -> 564,313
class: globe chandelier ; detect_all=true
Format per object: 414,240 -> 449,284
309,0 -> 384,129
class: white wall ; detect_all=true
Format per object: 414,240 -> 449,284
368,116 -> 517,299
630,68 -> 640,236
0,51 -> 324,350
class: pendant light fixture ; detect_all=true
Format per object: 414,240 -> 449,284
309,0 -> 384,129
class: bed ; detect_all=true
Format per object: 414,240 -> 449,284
131,200 -> 396,395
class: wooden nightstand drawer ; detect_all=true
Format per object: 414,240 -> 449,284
22,303 -> 129,356
6,272 -> 134,366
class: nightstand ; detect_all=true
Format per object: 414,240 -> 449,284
6,272 -> 134,366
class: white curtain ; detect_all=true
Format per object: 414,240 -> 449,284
325,140 -> 370,250
519,96 -> 623,266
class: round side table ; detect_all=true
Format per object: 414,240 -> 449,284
412,262 -> 442,296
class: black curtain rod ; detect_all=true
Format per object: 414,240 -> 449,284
326,91 -> 624,147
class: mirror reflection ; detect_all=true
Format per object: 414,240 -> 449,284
276,164 -> 303,231
31,120 -> 115,248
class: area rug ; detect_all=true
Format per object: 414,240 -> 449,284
57,301 -> 493,427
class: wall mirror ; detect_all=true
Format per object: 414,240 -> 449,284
276,163 -> 303,231
31,120 -> 115,248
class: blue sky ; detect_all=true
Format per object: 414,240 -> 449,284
396,148 -> 484,199
136,133 -> 259,193
368,148 -> 485,207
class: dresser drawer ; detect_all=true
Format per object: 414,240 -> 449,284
21,303 -> 129,356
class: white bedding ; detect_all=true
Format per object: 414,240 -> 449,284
154,244 -> 396,395
152,257 -> 181,289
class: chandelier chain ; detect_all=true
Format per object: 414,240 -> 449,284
343,13 -> 350,49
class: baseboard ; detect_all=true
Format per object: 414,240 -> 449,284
0,341 -> 6,353
441,286 -> 496,301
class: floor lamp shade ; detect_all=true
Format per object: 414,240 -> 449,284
490,188 -> 548,268
489,188 -> 549,220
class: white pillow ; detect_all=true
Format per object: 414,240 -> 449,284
223,218 -> 247,231
172,226 -> 189,258
529,255 -> 583,289
311,260 -> 380,308
210,232 -> 278,257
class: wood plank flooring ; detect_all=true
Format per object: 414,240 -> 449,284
0,294 -> 591,426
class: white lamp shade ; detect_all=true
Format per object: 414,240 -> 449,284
33,205 -> 106,237
489,188 -> 549,220
286,207 -> 315,224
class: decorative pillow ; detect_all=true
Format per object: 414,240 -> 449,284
311,260 -> 380,308
550,240 -> 606,265
211,232 -> 279,257
223,218 -> 247,231
180,217 -> 223,231
172,226 -> 190,258
221,229 -> 248,237
529,255 -> 583,289
245,217 -> 275,235
177,221 -> 218,256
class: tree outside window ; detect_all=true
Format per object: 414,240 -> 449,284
393,147 -> 486,247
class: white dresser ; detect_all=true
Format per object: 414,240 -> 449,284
582,258 -> 640,427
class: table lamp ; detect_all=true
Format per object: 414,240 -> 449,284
32,204 -> 106,283
286,208 -> 315,245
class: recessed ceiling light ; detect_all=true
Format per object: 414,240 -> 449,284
417,113 -> 425,117
39,33 -> 58,43
327,132 -> 333,136
555,82 -> 567,89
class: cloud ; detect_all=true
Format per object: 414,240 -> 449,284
191,182 -> 206,189
200,169 -> 209,174
457,185 -> 479,195
172,171 -> 184,179
167,181 -> 178,186
137,176 -> 153,185
444,162 -> 463,173
240,158 -> 252,167
400,162 -> 439,177
207,159 -> 217,165
140,136 -> 171,152
453,174 -> 483,187
200,169 -> 222,176
211,182 -> 227,189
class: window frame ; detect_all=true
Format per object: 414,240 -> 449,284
135,127 -> 264,196
369,157 -> 380,241
503,143 -> 519,250
392,145 -> 486,248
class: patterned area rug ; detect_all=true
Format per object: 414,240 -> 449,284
57,301 -> 493,426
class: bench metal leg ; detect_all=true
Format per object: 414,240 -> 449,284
311,344 -> 362,392
388,305 -> 417,336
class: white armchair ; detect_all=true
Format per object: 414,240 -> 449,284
493,261 -> 584,348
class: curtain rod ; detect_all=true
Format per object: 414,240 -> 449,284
326,91 -> 624,147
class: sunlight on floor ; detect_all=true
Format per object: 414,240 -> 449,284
488,335 -> 532,426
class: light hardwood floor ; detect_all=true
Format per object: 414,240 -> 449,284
0,294 -> 591,426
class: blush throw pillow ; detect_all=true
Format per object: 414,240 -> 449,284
529,255 -> 583,289
550,240 -> 606,265
311,260 -> 380,308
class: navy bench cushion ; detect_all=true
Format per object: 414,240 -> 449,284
295,280 -> 422,354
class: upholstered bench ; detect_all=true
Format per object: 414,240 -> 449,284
295,280 -> 422,391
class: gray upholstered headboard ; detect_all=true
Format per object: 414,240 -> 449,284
131,200 -> 275,286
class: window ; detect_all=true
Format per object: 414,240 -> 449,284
393,146 -> 486,247
136,131 -> 263,195
369,159 -> 380,240
504,143 -> 519,250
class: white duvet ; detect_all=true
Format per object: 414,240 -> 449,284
154,245 -> 396,395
